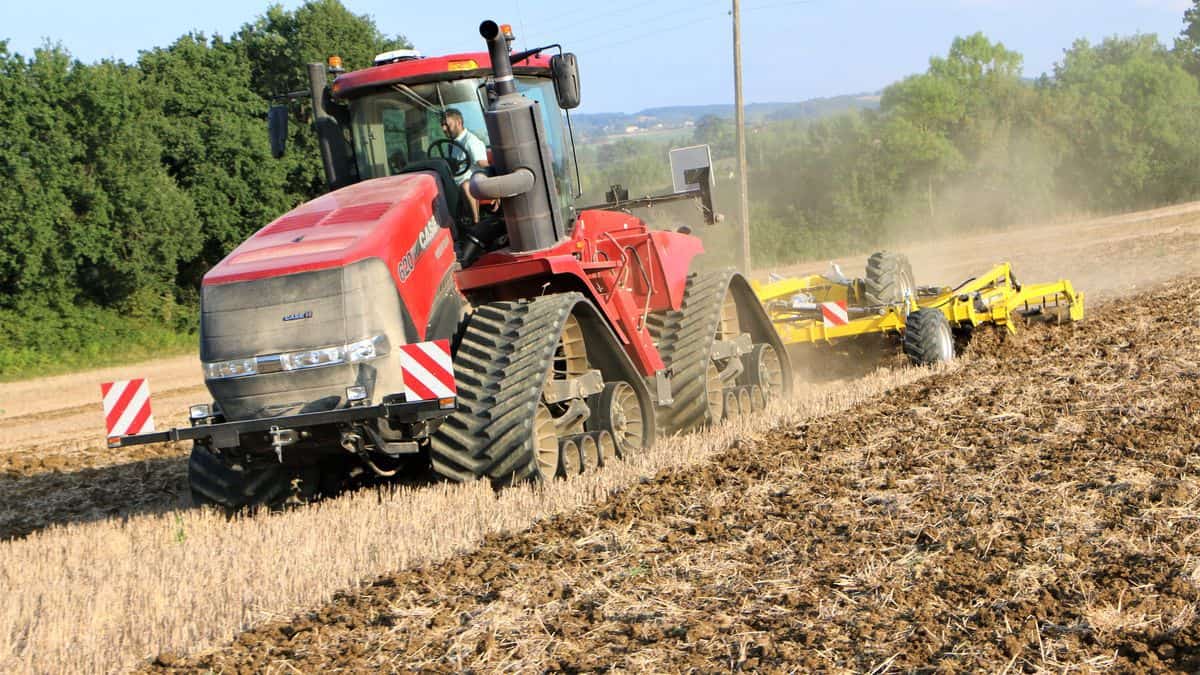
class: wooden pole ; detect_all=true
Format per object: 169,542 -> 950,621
732,0 -> 751,274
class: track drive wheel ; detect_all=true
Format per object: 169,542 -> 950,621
903,308 -> 955,365
187,444 -> 303,513
864,251 -> 915,307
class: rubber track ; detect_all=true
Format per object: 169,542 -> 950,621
864,251 -> 913,306
430,293 -> 582,486
187,445 -> 292,511
650,270 -> 736,435
902,308 -> 949,365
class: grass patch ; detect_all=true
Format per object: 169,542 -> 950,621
0,304 -> 196,382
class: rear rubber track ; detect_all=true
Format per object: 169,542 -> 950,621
430,293 -> 583,487
650,270 -> 738,435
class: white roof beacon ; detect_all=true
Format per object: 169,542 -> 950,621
373,49 -> 423,66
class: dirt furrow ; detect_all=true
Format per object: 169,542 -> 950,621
151,281 -> 1200,671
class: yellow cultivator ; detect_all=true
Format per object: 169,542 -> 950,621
754,253 -> 1085,365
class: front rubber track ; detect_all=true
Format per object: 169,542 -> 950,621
188,444 -> 295,513
430,293 -> 589,487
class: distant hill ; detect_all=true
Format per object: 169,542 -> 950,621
571,93 -> 882,139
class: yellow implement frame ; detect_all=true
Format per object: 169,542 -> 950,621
754,262 -> 1085,348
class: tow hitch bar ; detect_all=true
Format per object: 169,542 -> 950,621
268,426 -> 299,463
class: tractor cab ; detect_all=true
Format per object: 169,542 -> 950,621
271,27 -> 582,263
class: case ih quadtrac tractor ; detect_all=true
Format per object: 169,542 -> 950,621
109,21 -> 791,511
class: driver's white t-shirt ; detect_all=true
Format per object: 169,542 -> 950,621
452,129 -> 488,185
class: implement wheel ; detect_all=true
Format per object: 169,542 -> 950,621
903,308 -> 955,365
865,251 -> 915,307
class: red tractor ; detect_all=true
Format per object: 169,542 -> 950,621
110,21 -> 791,510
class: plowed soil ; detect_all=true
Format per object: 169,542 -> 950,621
149,278 -> 1200,671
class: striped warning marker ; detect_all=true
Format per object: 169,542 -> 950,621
100,379 -> 156,438
820,301 -> 850,327
398,339 -> 456,401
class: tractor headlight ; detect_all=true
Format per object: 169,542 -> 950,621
345,335 -> 383,363
280,346 -> 343,371
203,357 -> 258,380
203,335 -> 389,380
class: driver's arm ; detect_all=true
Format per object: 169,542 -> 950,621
469,135 -> 489,169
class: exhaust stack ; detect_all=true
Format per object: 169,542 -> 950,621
470,20 -> 565,253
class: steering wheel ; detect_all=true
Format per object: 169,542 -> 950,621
426,138 -> 471,176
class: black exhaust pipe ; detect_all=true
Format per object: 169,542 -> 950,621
470,20 -> 565,252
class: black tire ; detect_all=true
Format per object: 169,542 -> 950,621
585,381 -> 645,459
187,444 -> 297,512
651,271 -> 739,435
903,308 -> 956,365
430,294 -> 582,487
864,251 -> 915,306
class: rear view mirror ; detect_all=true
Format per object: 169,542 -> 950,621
268,105 -> 289,158
550,53 -> 581,110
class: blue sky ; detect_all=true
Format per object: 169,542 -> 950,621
1,1 -> 1192,113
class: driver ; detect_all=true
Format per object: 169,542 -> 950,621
440,108 -> 489,222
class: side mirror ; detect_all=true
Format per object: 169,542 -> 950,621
268,105 -> 289,158
550,53 -> 581,110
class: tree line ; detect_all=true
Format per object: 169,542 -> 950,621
0,1 -> 406,375
699,24 -> 1200,265
4,1 -> 1200,374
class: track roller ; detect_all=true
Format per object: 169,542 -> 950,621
558,437 -> 581,476
594,430 -> 616,467
585,381 -> 645,459
578,434 -> 600,471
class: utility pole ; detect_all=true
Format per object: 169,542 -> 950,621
732,0 -> 751,274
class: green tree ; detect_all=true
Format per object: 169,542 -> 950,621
234,0 -> 410,198
1047,35 -> 1200,210
138,33 -> 293,289
62,59 -> 202,313
0,43 -> 80,309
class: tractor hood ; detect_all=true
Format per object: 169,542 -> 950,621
198,173 -> 459,420
205,173 -> 446,287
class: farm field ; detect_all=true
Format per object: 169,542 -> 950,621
0,202 -> 1197,672
146,273 -> 1200,672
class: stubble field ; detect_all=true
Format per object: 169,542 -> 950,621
0,203 -> 1198,672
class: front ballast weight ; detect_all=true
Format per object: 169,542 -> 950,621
755,255 -> 1085,367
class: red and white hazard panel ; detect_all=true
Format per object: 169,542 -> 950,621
398,339 -> 457,401
820,301 -> 849,327
101,378 -> 156,438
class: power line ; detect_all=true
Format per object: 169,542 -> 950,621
562,0 -> 728,51
522,0 -> 727,52
530,0 -> 656,34
744,0 -> 817,12
570,12 -> 728,54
